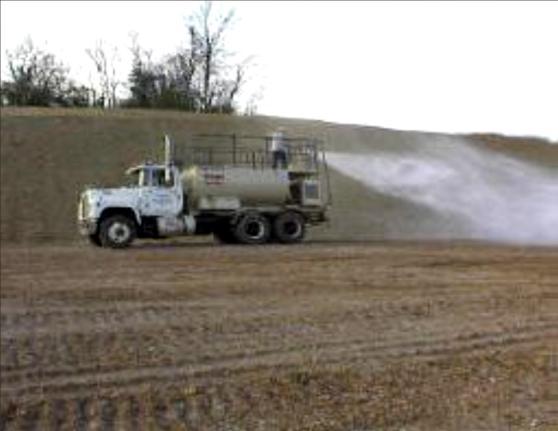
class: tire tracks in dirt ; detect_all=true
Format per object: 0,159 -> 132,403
2,321 -> 555,401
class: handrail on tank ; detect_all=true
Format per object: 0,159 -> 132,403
188,147 -> 274,169
188,134 -> 324,170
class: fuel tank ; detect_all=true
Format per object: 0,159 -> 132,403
182,166 -> 290,210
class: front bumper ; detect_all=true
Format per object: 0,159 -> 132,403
78,218 -> 98,236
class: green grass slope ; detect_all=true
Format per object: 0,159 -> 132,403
1,107 -> 556,244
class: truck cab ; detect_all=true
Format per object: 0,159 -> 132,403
78,162 -> 189,248
125,164 -> 183,217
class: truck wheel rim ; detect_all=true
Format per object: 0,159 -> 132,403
283,221 -> 302,238
108,222 -> 130,243
245,221 -> 264,239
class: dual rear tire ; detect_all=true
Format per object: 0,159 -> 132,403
214,211 -> 305,245
272,211 -> 305,244
234,212 -> 271,245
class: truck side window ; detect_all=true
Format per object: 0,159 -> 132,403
153,169 -> 173,188
152,170 -> 162,187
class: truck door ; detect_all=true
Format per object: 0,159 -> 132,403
139,168 -> 182,217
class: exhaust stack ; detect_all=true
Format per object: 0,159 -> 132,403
164,134 -> 174,183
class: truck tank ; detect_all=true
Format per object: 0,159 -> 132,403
182,165 -> 290,211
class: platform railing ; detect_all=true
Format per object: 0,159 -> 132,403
186,134 -> 322,171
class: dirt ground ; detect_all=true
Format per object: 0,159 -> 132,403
1,240 -> 557,430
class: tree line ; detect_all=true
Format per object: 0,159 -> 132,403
1,2 -> 251,114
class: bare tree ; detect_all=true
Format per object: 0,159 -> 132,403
86,41 -> 121,108
2,38 -> 68,106
188,1 -> 241,113
125,2 -> 251,113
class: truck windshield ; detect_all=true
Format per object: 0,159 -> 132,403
139,169 -> 150,187
125,168 -> 150,187
125,170 -> 140,187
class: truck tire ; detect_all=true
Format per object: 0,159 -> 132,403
99,215 -> 136,249
273,211 -> 305,244
233,213 -> 271,245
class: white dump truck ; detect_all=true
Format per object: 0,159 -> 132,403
78,133 -> 331,248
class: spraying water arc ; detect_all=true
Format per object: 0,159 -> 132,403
327,138 -> 558,245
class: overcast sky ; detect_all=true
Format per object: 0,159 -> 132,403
1,1 -> 557,140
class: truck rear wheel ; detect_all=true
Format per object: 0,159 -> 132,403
273,212 -> 305,244
234,213 -> 270,245
99,215 -> 136,249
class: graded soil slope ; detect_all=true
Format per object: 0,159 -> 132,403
1,107 -> 557,244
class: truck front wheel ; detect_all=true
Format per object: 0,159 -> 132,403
273,212 -> 305,244
99,215 -> 136,249
234,213 -> 270,245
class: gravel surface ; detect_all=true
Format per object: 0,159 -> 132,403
1,241 -> 557,430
